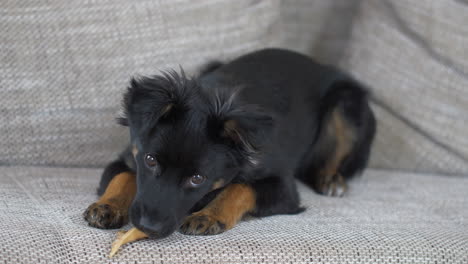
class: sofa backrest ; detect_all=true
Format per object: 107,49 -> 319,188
341,0 -> 468,175
3,0 -> 467,175
0,0 -> 354,167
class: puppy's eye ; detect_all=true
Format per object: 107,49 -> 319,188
189,174 -> 206,187
144,153 -> 158,168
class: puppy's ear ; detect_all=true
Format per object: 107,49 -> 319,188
123,70 -> 196,130
116,116 -> 129,126
209,91 -> 274,159
221,109 -> 273,155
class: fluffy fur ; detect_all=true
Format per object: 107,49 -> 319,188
84,48 -> 376,238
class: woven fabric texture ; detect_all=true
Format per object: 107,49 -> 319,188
341,0 -> 468,175
2,2 -> 467,263
0,0 -> 354,167
1,166 -> 467,264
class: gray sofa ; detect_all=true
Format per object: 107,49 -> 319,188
1,1 -> 467,263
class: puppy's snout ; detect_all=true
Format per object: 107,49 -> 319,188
133,216 -> 162,237
130,203 -> 177,238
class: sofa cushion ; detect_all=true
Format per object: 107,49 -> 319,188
1,166 -> 466,263
341,0 -> 468,174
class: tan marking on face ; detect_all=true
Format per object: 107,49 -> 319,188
223,119 -> 256,154
161,103 -> 174,116
132,145 -> 138,157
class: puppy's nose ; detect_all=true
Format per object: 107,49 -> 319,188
133,216 -> 160,237
133,215 -> 177,238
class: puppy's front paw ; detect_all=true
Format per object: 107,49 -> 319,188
83,202 -> 128,229
179,213 -> 227,236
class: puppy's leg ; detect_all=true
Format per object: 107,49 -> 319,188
296,80 -> 375,197
84,159 -> 136,229
180,178 -> 304,235
250,175 -> 304,217
180,184 -> 255,235
316,108 -> 354,196
296,107 -> 355,197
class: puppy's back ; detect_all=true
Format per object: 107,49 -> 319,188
200,48 -> 343,115
199,48 -> 352,174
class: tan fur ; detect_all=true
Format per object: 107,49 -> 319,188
97,172 -> 137,212
190,184 -> 256,230
131,145 -> 138,158
161,103 -> 174,116
211,179 -> 225,190
319,109 -> 355,182
223,120 -> 256,154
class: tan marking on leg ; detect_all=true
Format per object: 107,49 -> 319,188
211,179 -> 225,190
84,172 -> 137,229
206,184 -> 256,227
99,172 -> 137,208
181,184 -> 256,235
318,109 -> 355,195
320,109 -> 355,177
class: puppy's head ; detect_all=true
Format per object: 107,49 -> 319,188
120,70 -> 273,238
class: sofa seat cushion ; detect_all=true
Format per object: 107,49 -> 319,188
1,166 -> 466,263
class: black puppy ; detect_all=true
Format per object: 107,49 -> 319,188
84,48 -> 376,238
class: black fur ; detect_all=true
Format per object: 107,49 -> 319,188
97,48 -> 376,238
294,79 -> 376,193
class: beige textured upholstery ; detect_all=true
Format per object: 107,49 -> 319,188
1,167 -> 467,263
341,0 -> 468,175
1,0 -> 467,263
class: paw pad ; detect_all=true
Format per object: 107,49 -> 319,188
83,203 -> 127,229
179,214 -> 227,235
